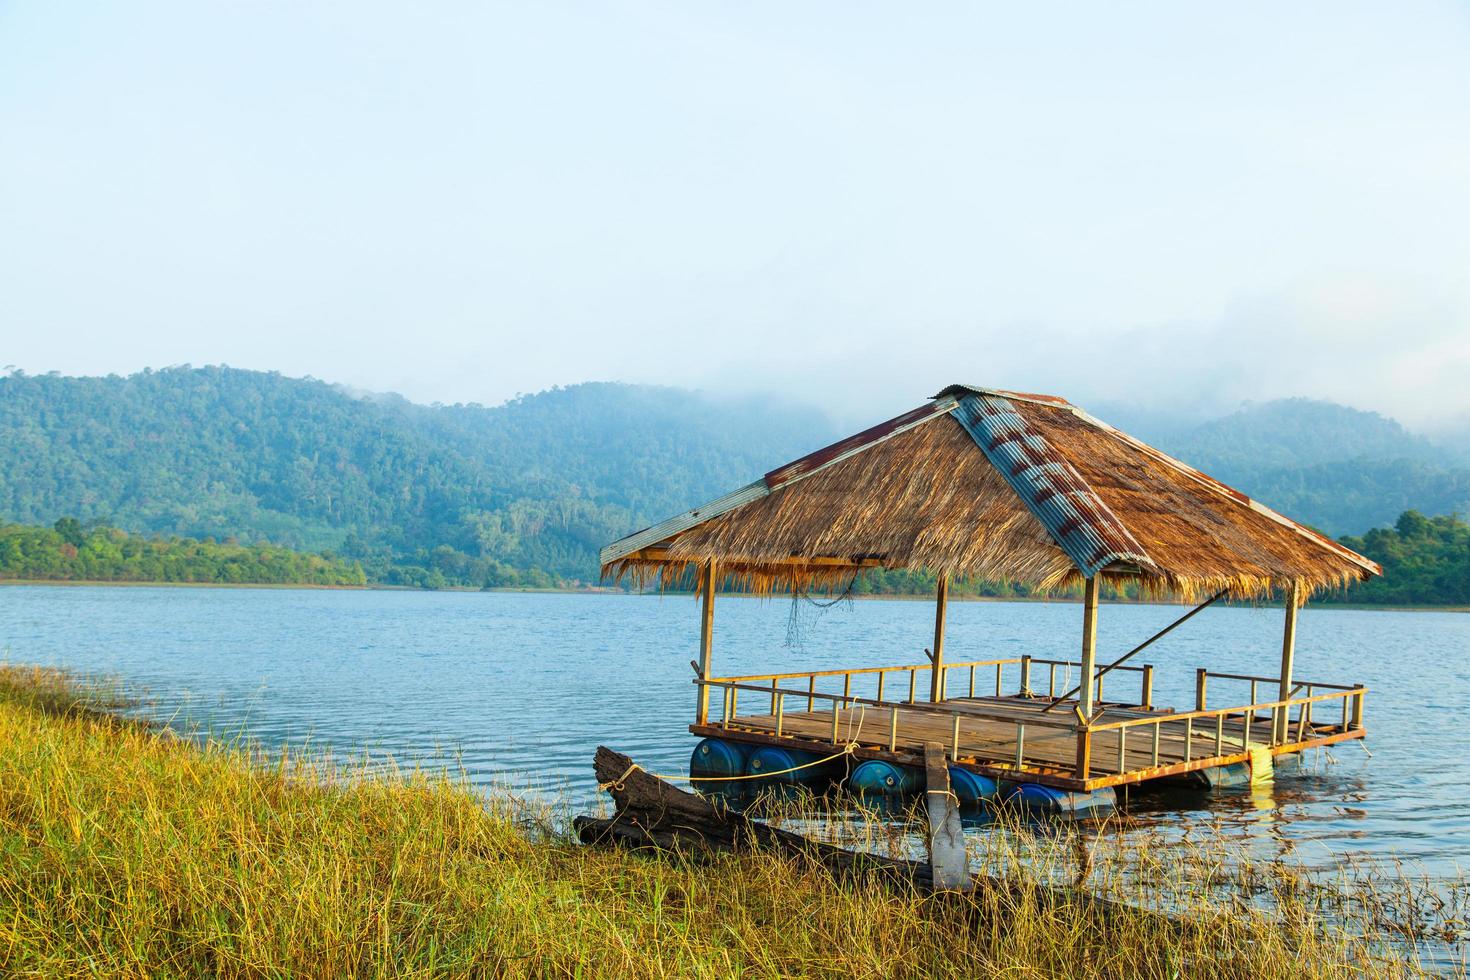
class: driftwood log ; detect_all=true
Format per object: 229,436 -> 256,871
573,744 -> 1185,941
573,745 -> 937,890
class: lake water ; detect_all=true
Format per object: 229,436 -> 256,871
3,584 -> 1468,883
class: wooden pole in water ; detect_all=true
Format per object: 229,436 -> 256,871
1079,576 -> 1100,718
696,559 -> 717,725
922,741 -> 971,890
1275,580 -> 1301,744
929,573 -> 949,702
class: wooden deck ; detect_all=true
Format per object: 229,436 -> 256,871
692,680 -> 1366,792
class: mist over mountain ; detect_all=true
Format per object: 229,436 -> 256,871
1147,399 -> 1470,536
1166,399 -> 1441,471
2,367 -> 1466,586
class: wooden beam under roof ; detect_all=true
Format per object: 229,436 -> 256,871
623,545 -> 887,571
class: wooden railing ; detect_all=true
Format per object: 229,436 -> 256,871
1078,684 -> 1366,781
700,675 -> 1077,766
696,659 -> 1367,786
709,654 -> 1156,712
710,657 -> 1018,712
1024,657 -> 1154,708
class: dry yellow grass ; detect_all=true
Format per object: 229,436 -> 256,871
0,664 -> 1442,978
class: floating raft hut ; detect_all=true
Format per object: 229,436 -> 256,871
601,385 -> 1380,807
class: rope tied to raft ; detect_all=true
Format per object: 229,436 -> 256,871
599,740 -> 863,792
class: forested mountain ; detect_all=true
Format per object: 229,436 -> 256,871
0,368 -> 838,587
1143,400 -> 1470,535
1162,398 -> 1441,472
2,367 -> 1467,589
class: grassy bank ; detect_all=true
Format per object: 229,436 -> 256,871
0,666 -> 1445,978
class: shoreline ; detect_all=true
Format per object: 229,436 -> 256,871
0,576 -> 1464,612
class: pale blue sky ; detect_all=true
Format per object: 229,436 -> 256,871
2,3 -> 1468,428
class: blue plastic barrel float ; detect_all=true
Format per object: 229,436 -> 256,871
848,761 -> 999,804
947,767 -> 1000,806
746,745 -> 844,785
689,738 -> 750,780
1005,782 -> 1118,817
848,759 -> 921,796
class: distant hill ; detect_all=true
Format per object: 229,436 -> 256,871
0,368 -> 839,587
2,368 -> 1467,587
1161,398 -> 1440,472
1146,399 -> 1470,535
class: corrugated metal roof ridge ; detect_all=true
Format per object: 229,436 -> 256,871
598,397 -> 959,568
950,392 -> 1158,578
938,382 -> 1380,578
932,384 -> 1074,408
1058,403 -> 1383,578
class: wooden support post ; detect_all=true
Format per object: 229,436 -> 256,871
1141,664 -> 1154,709
1195,668 -> 1208,712
696,560 -> 717,725
1275,581 -> 1301,744
1074,727 -> 1092,780
1350,685 -> 1365,730
1079,576 -> 1100,718
923,742 -> 971,891
930,574 -> 949,702
1020,655 -> 1032,696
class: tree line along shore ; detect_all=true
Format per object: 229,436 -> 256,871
1,510 -> 1467,606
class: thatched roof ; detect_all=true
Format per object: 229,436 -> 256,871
600,385 -> 1381,600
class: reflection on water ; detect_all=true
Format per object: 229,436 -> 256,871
1,584 -> 1467,882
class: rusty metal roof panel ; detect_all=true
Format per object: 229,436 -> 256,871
951,392 -> 1157,578
943,383 -> 1379,577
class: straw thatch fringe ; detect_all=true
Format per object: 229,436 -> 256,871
603,396 -> 1378,603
